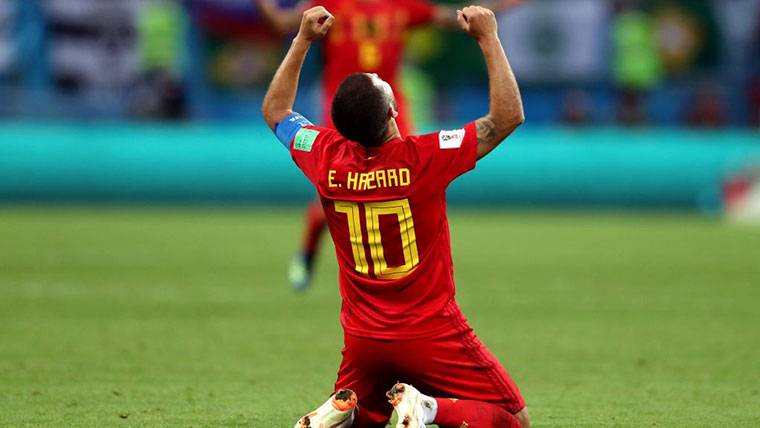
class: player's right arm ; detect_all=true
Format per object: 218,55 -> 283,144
254,0 -> 309,34
261,6 -> 333,130
262,6 -> 336,183
458,6 -> 524,160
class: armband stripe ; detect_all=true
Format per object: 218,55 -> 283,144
275,113 -> 313,149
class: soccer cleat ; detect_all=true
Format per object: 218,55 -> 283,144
288,252 -> 313,292
386,382 -> 434,428
294,389 -> 357,428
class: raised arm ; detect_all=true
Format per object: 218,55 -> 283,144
433,0 -> 523,28
458,6 -> 524,160
254,0 -> 308,34
261,6 -> 334,129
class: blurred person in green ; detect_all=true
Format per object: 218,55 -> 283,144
612,0 -> 662,125
132,0 -> 188,120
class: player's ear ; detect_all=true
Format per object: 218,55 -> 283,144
389,105 -> 398,119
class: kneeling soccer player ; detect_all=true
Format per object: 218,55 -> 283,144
262,5 -> 527,427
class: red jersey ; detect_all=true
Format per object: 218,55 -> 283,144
307,0 -> 436,134
289,122 -> 478,340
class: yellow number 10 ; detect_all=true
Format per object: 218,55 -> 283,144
334,199 -> 419,279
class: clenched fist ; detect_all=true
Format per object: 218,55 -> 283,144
297,6 -> 335,42
457,6 -> 498,41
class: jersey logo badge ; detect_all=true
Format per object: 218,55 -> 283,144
294,128 -> 319,152
439,128 -> 465,149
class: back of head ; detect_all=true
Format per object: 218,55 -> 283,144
331,73 -> 390,147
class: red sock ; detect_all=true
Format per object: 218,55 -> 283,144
302,201 -> 326,261
434,398 -> 521,428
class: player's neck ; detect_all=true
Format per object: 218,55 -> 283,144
380,120 -> 402,145
380,132 -> 401,145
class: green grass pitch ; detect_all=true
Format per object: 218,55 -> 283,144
1,207 -> 759,427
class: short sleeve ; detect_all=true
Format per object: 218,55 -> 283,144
289,125 -> 336,184
402,0 -> 436,27
417,122 -> 478,187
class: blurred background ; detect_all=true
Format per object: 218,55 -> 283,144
1,1 -> 760,426
0,0 -> 758,126
0,0 -> 759,211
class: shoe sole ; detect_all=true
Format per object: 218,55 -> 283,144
386,383 -> 422,428
297,389 -> 357,428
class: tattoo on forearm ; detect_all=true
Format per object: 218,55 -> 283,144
476,117 -> 498,146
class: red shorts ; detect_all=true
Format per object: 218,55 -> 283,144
333,330 -> 526,428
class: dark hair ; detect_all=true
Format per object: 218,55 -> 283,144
331,73 -> 390,147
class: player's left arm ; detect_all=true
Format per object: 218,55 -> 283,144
458,6 -> 523,160
432,0 -> 523,28
261,6 -> 334,131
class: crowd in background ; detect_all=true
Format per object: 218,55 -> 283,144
0,0 -> 759,129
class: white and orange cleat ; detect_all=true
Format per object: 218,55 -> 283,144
294,389 -> 358,428
386,383 -> 437,428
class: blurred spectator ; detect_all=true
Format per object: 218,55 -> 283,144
617,88 -> 648,126
138,0 -> 185,74
653,0 -> 718,76
131,0 -> 187,120
131,68 -> 187,120
750,74 -> 760,128
561,89 -> 593,126
712,0 -> 760,77
684,82 -> 727,128
401,65 -> 435,132
612,0 -> 662,126
43,0 -> 140,91
751,9 -> 760,128
612,1 -> 663,90
0,0 -> 15,80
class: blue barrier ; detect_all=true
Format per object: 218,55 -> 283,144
1,122 -> 758,208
